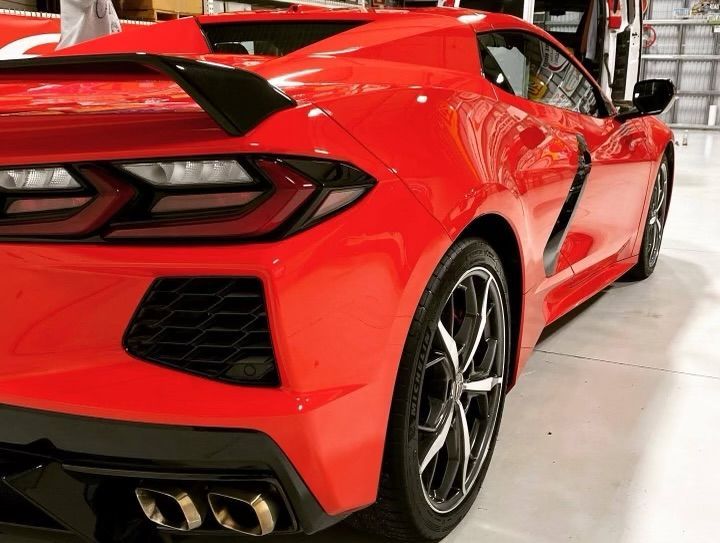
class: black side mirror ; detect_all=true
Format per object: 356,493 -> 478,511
617,79 -> 675,121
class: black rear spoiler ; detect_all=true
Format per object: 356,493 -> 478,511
0,53 -> 296,136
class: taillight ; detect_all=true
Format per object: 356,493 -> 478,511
0,165 -> 134,238
0,167 -> 88,220
0,167 -> 80,190
119,159 -> 255,187
271,158 -> 376,235
0,157 -> 375,241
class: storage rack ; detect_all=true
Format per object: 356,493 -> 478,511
642,1 -> 720,129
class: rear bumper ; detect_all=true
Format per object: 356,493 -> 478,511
0,403 -> 338,541
0,176 -> 450,517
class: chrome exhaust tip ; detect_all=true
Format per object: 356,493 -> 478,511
208,488 -> 279,536
135,486 -> 205,531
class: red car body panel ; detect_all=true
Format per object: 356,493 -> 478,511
0,7 -> 672,520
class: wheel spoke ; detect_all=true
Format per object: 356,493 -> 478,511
453,278 -> 478,354
464,375 -> 503,394
420,402 -> 454,473
468,414 -> 481,461
437,321 -> 459,373
476,393 -> 490,419
461,276 -> 478,323
433,424 -> 461,501
462,278 -> 493,373
419,397 -> 449,433
425,454 -> 440,494
448,289 -> 456,337
652,214 -> 663,258
476,337 -> 498,376
649,220 -> 658,258
654,184 -> 665,214
648,232 -> 654,258
654,217 -> 664,258
455,400 -> 472,495
426,352 -> 446,370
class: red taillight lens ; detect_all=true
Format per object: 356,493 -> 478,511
150,192 -> 263,214
6,196 -> 91,215
309,187 -> 368,224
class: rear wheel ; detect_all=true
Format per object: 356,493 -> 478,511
626,156 -> 669,280
352,239 -> 511,541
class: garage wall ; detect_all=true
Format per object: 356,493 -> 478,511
642,0 -> 720,129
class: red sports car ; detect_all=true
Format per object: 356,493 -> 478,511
0,6 -> 674,543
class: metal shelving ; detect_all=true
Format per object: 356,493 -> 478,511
642,1 -> 720,129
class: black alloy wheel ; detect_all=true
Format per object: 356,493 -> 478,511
352,238 -> 511,541
417,265 -> 506,513
627,156 -> 670,280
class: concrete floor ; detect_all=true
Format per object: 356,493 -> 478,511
3,132 -> 719,543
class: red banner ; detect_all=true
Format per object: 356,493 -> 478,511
0,13 -> 61,59
0,12 -> 151,59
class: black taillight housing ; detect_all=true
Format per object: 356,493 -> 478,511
267,157 -> 376,236
0,156 -> 376,241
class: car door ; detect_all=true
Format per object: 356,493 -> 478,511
477,30 -> 652,277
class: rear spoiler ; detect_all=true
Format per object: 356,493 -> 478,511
0,53 -> 296,136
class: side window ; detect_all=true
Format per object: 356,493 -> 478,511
478,32 -> 601,117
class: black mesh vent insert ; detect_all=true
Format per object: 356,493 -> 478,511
124,277 -> 278,385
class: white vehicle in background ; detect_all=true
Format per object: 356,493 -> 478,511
437,0 -> 644,104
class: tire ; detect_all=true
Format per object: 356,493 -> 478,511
352,238 -> 512,541
626,155 -> 670,280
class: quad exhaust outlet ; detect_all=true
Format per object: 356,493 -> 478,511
136,484 -> 281,535
135,486 -> 206,531
208,488 -> 279,536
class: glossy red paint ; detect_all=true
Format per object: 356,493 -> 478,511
0,7 -> 673,519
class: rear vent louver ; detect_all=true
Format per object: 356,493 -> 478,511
124,277 -> 277,385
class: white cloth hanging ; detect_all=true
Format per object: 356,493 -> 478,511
57,0 -> 121,50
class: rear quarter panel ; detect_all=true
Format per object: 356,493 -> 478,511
312,69 -> 582,381
0,103 -> 452,514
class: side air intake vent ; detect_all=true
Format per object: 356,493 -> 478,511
124,277 -> 277,385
